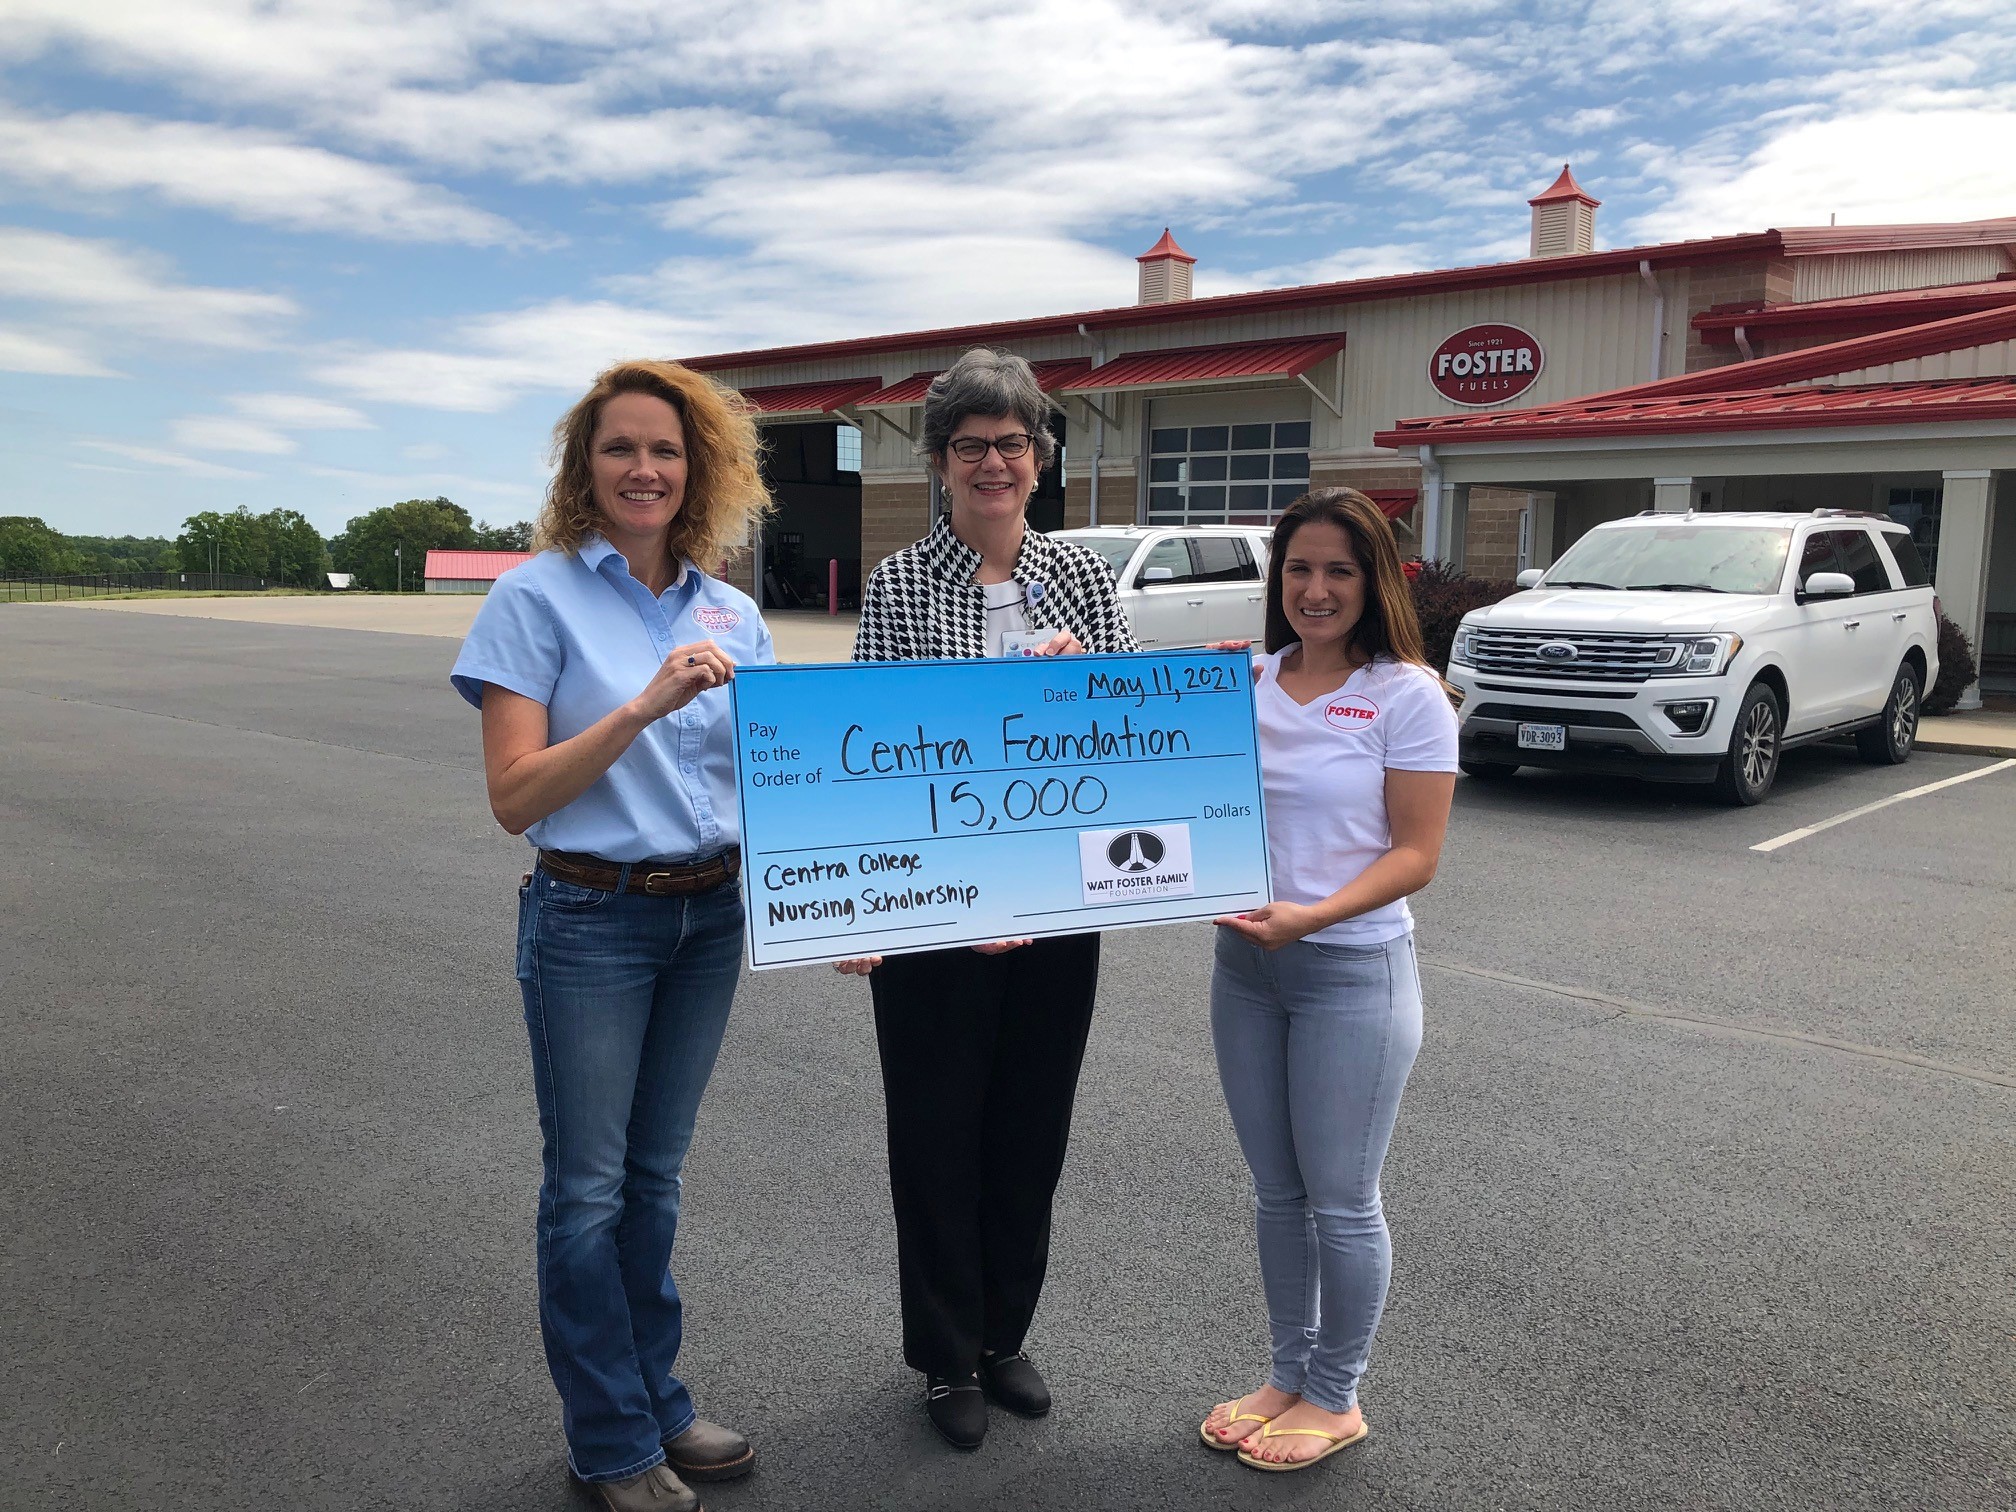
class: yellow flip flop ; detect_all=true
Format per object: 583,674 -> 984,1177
1236,1418 -> 1370,1471
1198,1394 -> 1276,1451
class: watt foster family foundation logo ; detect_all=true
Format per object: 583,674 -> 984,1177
693,605 -> 742,635
1078,824 -> 1195,904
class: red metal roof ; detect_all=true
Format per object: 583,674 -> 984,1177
1361,488 -> 1419,520
1529,164 -> 1599,207
1693,279 -> 2016,343
857,371 -> 940,407
680,217 -> 2016,379
736,377 -> 882,416
1776,217 -> 2016,255
1375,377 -> 2016,447
1060,333 -> 1346,393
1030,356 -> 1093,391
1137,228 -> 1198,264
424,550 -> 534,580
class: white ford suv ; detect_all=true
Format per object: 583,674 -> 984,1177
1447,511 -> 1939,804
1055,525 -> 1272,647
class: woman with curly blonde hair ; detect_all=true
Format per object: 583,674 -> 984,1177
451,359 -> 773,1512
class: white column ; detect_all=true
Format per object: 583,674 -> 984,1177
1937,470 -> 1998,711
1523,491 -> 1558,570
1445,484 -> 1470,570
1652,476 -> 1693,513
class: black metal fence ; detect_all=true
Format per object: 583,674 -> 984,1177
0,571 -> 281,600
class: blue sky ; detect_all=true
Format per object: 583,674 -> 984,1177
3,0 -> 2013,542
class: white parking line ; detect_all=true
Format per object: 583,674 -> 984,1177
1751,758 -> 2016,853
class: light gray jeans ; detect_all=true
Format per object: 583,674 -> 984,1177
1210,928 -> 1424,1413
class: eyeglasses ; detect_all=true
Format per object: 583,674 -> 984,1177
946,432 -> 1035,462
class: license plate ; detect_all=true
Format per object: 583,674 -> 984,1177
1517,722 -> 1567,752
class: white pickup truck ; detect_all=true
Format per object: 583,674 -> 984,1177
1446,510 -> 1940,805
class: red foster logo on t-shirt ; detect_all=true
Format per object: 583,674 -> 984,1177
1324,694 -> 1380,732
693,605 -> 741,635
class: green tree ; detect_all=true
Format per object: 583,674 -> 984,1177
65,535 -> 178,573
175,508 -> 271,577
330,497 -> 475,591
0,516 -> 79,574
258,508 -> 328,587
472,519 -> 534,551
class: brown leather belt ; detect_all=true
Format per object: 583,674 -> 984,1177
536,847 -> 741,897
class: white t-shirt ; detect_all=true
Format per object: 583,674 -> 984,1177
982,579 -> 1030,656
1253,648 -> 1459,945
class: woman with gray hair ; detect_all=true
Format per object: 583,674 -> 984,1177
837,347 -> 1136,1449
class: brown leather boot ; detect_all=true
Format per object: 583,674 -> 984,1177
582,1463 -> 701,1512
662,1419 -> 755,1482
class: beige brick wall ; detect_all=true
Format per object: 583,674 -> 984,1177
862,476 -> 932,574
1684,257 -> 1796,372
1463,488 -> 1529,582
1311,463 -> 1424,555
1062,469 -> 1139,529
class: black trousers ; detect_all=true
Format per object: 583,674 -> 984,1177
868,933 -> 1101,1376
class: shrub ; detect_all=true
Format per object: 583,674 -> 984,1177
1923,613 -> 1979,715
1409,560 -> 1520,673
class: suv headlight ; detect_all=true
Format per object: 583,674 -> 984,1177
1657,633 -> 1743,676
1451,622 -> 1479,665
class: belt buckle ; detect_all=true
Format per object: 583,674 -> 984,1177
640,869 -> 677,896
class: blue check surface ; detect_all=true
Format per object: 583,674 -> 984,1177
730,651 -> 1272,969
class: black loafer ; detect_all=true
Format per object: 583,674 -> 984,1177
979,1351 -> 1051,1418
925,1372 -> 987,1449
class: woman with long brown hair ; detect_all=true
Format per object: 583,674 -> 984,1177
450,359 -> 771,1512
1198,487 -> 1457,1473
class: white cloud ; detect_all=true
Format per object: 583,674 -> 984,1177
78,440 -> 260,479
314,299 -> 711,411
0,325 -> 119,377
170,416 -> 296,454
230,393 -> 373,429
0,227 -> 295,350
0,109 -> 527,245
307,464 -> 533,501
1627,107 -> 2016,243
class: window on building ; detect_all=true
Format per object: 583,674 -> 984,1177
1148,420 -> 1311,526
1885,486 -> 1941,579
835,425 -> 862,473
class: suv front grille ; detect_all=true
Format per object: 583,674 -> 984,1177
1468,628 -> 1681,683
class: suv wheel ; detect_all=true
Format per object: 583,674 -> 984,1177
1713,683 -> 1782,806
1459,759 -> 1519,780
1855,663 -> 1921,765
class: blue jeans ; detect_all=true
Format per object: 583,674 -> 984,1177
515,866 -> 745,1484
1210,929 -> 1423,1414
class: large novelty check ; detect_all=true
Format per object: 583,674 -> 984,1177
730,650 -> 1272,969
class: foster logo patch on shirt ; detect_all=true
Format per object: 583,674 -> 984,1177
693,604 -> 742,635
1323,693 -> 1381,732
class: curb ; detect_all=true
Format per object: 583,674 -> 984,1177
1914,738 -> 2016,759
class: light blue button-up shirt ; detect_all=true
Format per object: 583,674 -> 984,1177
451,535 -> 774,862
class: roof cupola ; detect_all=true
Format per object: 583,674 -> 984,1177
1137,228 -> 1197,304
1529,164 -> 1599,258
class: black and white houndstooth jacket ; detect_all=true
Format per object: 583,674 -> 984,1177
853,515 -> 1139,662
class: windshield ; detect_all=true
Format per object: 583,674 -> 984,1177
1069,535 -> 1144,578
1543,524 -> 1793,595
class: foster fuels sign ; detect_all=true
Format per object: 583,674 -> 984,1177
1429,323 -> 1543,406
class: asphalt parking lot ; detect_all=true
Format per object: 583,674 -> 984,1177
3,607 -> 2012,1512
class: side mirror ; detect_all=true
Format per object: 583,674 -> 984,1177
1802,571 -> 1855,598
1140,566 -> 1177,584
1515,568 -> 1545,589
